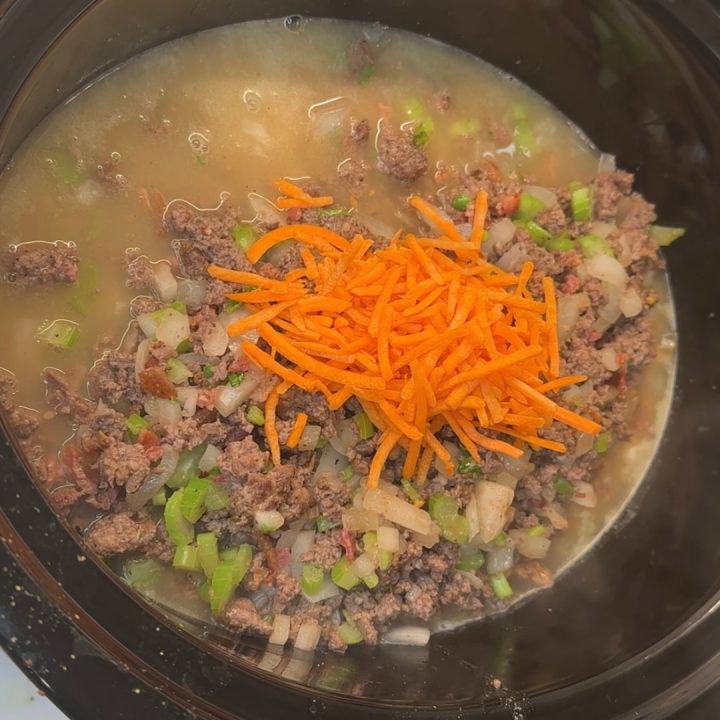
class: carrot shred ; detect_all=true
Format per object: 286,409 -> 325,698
469,190 -> 488,247
367,430 -> 402,490
286,412 -> 309,449
265,388 -> 281,466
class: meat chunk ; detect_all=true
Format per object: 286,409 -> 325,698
138,367 -> 176,399
376,125 -> 428,183
5,242 -> 79,285
593,170 -> 634,220
219,437 -> 268,478
97,442 -> 151,492
0,369 -> 39,439
85,512 -> 156,556
43,368 -> 95,422
349,118 -> 369,142
311,473 -> 352,523
89,349 -> 144,406
222,597 -> 273,636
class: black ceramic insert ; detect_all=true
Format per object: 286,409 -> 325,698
1,1 -> 720,718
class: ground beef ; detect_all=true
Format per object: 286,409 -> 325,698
337,158 -> 368,192
272,574 -> 301,612
592,170 -> 634,220
301,530 -> 343,571
159,418 -> 227,451
43,368 -> 95,422
277,387 -> 335,436
5,242 -> 79,285
297,208 -> 371,242
349,118 -> 369,142
0,370 -> 40,439
535,204 -> 567,236
129,295 -> 163,317
126,252 -> 155,290
219,436 -> 268,478
97,442 -> 151,492
376,124 -> 428,183
311,473 -> 352,523
89,349 -> 143,406
222,597 -> 273,636
85,512 -> 156,556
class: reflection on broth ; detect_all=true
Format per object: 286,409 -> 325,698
0,18 -> 676,650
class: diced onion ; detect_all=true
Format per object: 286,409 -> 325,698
352,552 -> 377,578
544,503 -> 569,530
144,397 -> 182,426
584,254 -> 627,289
202,322 -> 229,357
297,424 -> 321,452
255,510 -> 285,533
563,382 -> 591,408
523,185 -> 558,208
134,338 -> 151,380
153,262 -> 178,303
313,445 -> 346,482
620,287 -> 643,318
303,575 -> 340,603
500,452 -> 534,480
329,418 -> 359,455
198,444 -> 222,473
593,283 -> 622,334
475,481 -> 514,544
589,221 -> 617,239
289,530 -> 316,579
497,243 -> 527,273
175,386 -> 198,417
510,529 -> 551,559
484,217 -> 516,255
556,294 -> 582,343
176,279 -> 207,311
599,346 -> 620,372
214,385 -> 247,417
381,625 -> 430,647
570,480 -> 598,508
294,619 -> 322,652
363,488 -> 437,536
156,310 -> 191,349
268,614 -> 291,646
486,546 -> 515,575
343,507 -> 379,533
597,153 -> 616,174
377,526 -> 400,552
573,432 -> 595,458
125,446 -> 179,511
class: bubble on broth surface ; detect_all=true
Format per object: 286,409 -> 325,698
284,14 -> 303,32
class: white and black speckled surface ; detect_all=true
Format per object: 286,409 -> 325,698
0,650 -> 68,719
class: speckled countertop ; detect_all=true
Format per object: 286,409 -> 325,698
0,650 -> 68,720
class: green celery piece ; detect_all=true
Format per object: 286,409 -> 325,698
650,225 -> 686,247
166,358 -> 191,384
36,320 -> 80,350
339,465 -> 354,482
514,193 -> 545,222
230,544 -> 253,584
457,546 -> 485,572
457,450 -> 482,475
490,573 -> 513,600
210,562 -> 237,615
169,299 -> 187,314
164,490 -> 194,546
301,563 -> 325,596
232,225 -> 256,252
315,515 -> 340,533
175,339 -> 193,354
167,445 -> 207,489
377,549 -> 393,571
196,532 -> 219,579
126,413 -> 150,437
362,531 -> 377,550
219,548 -> 238,562
449,119 -> 480,137
528,525 -> 546,538
571,186 -> 592,222
578,234 -> 614,258
401,478 -> 422,503
224,299 -> 243,314
442,514 -> 470,545
362,571 -> 379,589
67,260 -> 99,316
545,235 -> 575,252
151,490 -> 167,507
246,405 -> 265,426
526,220 -> 552,246
428,493 -> 460,526
180,476 -> 210,523
354,412 -> 374,440
594,430 -> 612,454
228,371 -> 245,387
173,545 -> 201,572
197,581 -> 210,603
204,481 -> 229,511
451,194 -> 471,212
494,531 -> 507,548
358,62 -> 375,84
331,556 -> 360,590
554,477 -> 575,496
338,621 -> 363,645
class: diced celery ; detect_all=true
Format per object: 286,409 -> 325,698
180,476 -> 210,523
151,490 -> 167,507
428,494 -> 460,526
526,221 -> 552,246
173,545 -> 201,572
650,225 -> 686,247
47,147 -> 84,186
219,548 -> 238,562
514,193 -> 545,222
338,621 -> 363,645
362,571 -> 379,589
554,477 -> 574,496
246,405 -> 265,426
126,413 -> 150,437
166,358 -> 192,384
169,299 -> 187,314
202,364 -> 214,379
378,550 -> 393,571
594,430 -> 612,454
228,371 -> 245,387
175,339 -> 193,354
490,573 -> 513,600
230,544 -> 253,584
358,62 -> 375,84
164,490 -> 194,546
354,412 -> 374,440
339,465 -> 354,482
331,556 -> 360,590
36,320 -> 80,350
197,532 -> 219,579
578,234 -> 613,258
571,186 -> 592,222
301,563 -> 325,596
316,515 -> 340,533
167,445 -> 207,489
254,510 -> 284,533
528,525 -> 546,538
204,481 -> 229,511
442,514 -> 470,545
494,531 -> 507,548
457,546 -> 485,572
401,478 -> 422,503
209,562 -> 236,615
545,235 -> 575,252
232,225 -> 257,252
224,300 -> 243,314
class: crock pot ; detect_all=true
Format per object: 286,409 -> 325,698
2,1 -> 720,718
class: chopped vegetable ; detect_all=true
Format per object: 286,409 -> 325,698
232,224 -> 257,251
358,62 -> 375,84
594,430 -> 612,454
490,572 -> 513,600
331,556 -> 360,590
457,451 -> 483,476
224,299 -> 243,314
286,412 -> 309,449
528,524 -> 546,537
202,364 -> 215,379
428,493 -> 469,544
173,545 -> 201,572
164,490 -> 194,546
196,532 -> 219,578
167,445 -> 206,489
316,515 -> 340,533
47,147 -> 84,186
494,530 -> 507,547
525,221 -> 552,246
274,177 -> 333,210
175,339 -> 193,354
169,299 -> 187,314
166,358 -> 192,384
338,619 -> 363,645
354,412 -> 375,440
180,476 -> 210,523
339,464 -> 354,482
227,371 -> 245,387
401,478 -> 422,503
650,225 -> 686,247
554,476 -> 575,496
571,186 -> 592,222
512,104 -> 536,156
301,563 -> 325,596
204,482 -> 229,511
126,413 -> 150,437
451,194 -> 471,212
255,510 -> 284,533
36,319 -> 80,350
545,235 -> 575,252
457,546 -> 485,571
209,563 -> 236,615
578,234 -> 613,258
514,193 -> 545,222
246,405 -> 265,426
151,490 -> 167,507
449,119 -> 480,137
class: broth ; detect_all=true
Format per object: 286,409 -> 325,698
0,18 -> 675,640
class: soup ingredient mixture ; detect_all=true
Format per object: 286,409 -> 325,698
0,19 -> 678,652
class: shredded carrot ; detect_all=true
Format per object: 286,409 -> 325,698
276,196 -> 333,209
286,412 -> 309,449
209,187 -> 602,485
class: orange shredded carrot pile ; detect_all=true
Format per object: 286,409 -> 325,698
208,191 -> 601,489
274,177 -> 333,210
